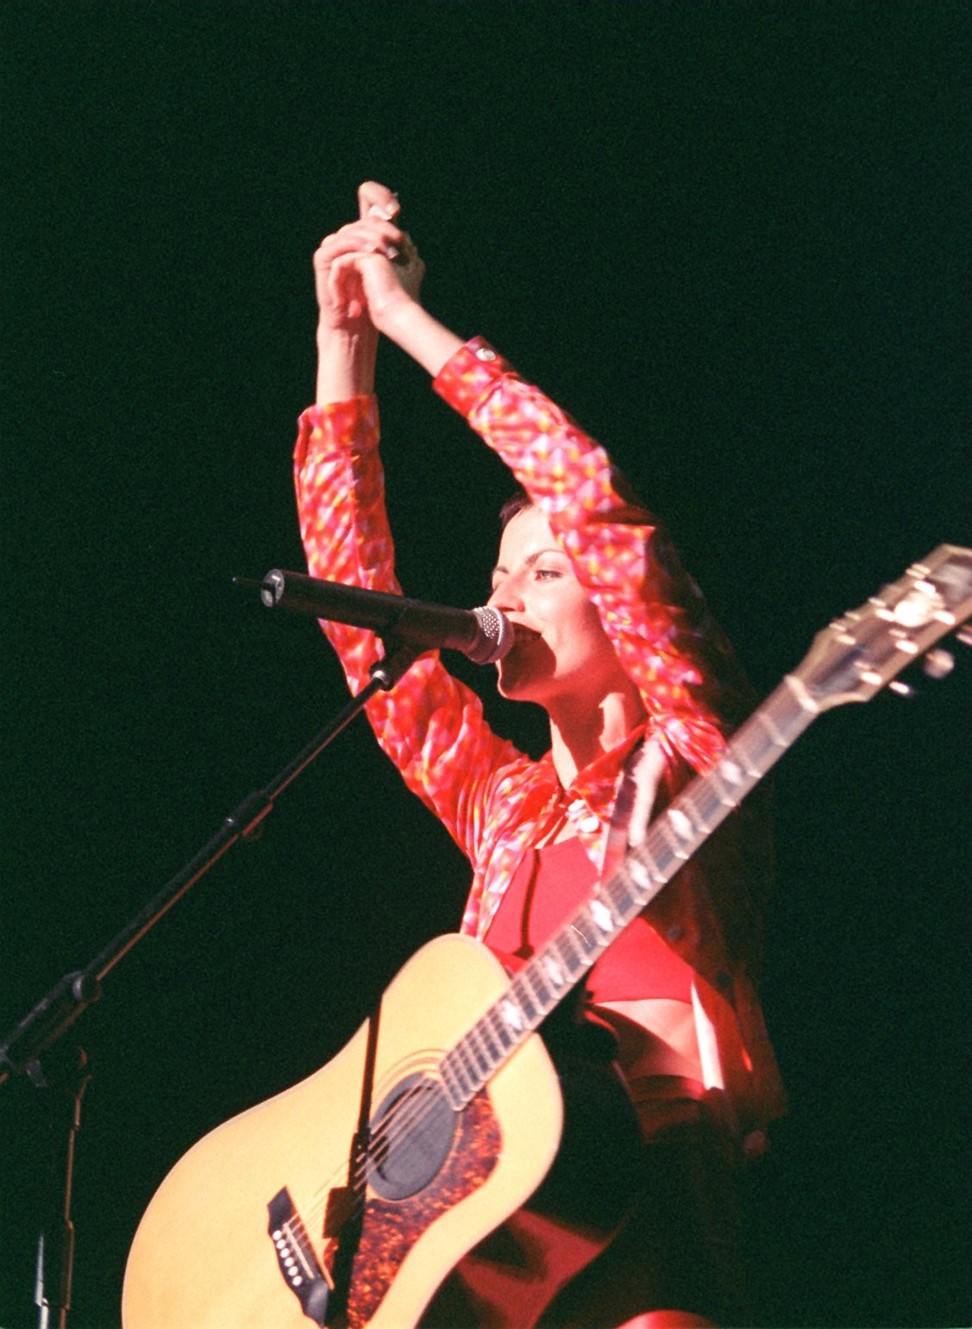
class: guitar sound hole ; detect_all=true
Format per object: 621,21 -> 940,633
367,1073 -> 456,1201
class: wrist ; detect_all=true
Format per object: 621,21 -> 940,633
315,324 -> 378,403
369,290 -> 419,341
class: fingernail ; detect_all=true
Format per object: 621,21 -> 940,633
368,203 -> 394,221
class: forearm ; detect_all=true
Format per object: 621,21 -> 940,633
375,297 -> 463,380
314,298 -> 460,404
315,326 -> 379,404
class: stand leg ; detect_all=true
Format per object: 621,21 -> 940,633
33,1048 -> 91,1329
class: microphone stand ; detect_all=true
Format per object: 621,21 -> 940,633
0,637 -> 420,1329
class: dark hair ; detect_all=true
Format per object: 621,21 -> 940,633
498,486 -> 532,530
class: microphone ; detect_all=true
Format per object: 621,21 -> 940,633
246,569 -> 514,665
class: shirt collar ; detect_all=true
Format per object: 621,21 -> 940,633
542,721 -> 650,814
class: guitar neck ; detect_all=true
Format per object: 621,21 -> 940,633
439,541 -> 972,1107
439,676 -> 817,1107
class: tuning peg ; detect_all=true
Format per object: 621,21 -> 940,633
922,648 -> 955,680
889,646 -> 959,699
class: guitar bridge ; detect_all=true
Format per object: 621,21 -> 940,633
267,1187 -> 332,1326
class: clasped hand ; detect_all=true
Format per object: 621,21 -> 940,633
314,181 -> 424,338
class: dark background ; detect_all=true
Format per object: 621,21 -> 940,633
2,4 -> 969,1326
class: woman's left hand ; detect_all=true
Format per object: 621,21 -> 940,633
353,188 -> 426,332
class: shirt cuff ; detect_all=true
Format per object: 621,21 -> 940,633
294,396 -> 379,466
432,337 -> 516,418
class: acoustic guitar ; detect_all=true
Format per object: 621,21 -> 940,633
122,544 -> 971,1329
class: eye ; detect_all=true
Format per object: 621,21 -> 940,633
534,567 -> 563,581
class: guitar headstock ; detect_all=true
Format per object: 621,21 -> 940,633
791,544 -> 972,711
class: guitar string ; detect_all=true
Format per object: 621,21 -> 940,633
305,722 -> 764,1215
289,718 -> 782,1239
339,928 -> 595,1175
289,867 -> 648,1239
288,797 -> 743,1243
283,940 -> 594,1243
293,914 -> 619,1242
294,969 -> 572,1241
278,815 -> 711,1242
295,1054 -> 465,1237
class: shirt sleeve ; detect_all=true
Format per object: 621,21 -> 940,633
293,395 -> 526,863
433,338 -> 754,773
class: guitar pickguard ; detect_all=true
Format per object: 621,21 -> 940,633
347,1089 -> 500,1328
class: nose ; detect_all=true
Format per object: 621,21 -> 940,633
487,571 -> 525,614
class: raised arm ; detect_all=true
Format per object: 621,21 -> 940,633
345,184 -> 752,775
297,187 -> 528,867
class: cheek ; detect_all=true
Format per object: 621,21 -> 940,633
552,593 -> 607,652
571,593 -> 608,635
575,601 -> 620,664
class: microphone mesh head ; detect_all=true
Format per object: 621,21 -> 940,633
471,607 -> 514,664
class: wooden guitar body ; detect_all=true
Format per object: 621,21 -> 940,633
122,934 -> 563,1329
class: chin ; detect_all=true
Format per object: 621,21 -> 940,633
496,671 -> 550,707
495,668 -> 531,703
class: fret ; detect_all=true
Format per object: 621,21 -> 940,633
466,1021 -> 493,1079
520,965 -> 552,1018
682,781 -> 724,835
623,853 -> 656,904
730,686 -> 812,779
565,912 -> 600,961
643,833 -> 679,880
652,815 -> 692,863
475,1014 -> 504,1067
451,1037 -> 480,1095
603,872 -> 639,921
438,1053 -> 464,1107
731,727 -> 774,778
511,973 -> 540,1025
440,1046 -> 473,1106
710,755 -> 746,806
483,1008 -> 514,1061
708,775 -> 742,811
555,928 -> 587,978
495,997 -> 524,1043
539,949 -> 569,993
752,701 -> 793,748
777,679 -> 819,736
666,806 -> 698,847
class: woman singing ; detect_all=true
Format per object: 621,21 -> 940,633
294,181 -> 786,1329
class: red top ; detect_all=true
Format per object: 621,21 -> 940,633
484,838 -> 693,1005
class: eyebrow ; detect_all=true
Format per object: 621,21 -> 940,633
491,547 -> 567,580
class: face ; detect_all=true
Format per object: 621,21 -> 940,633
487,505 -> 631,710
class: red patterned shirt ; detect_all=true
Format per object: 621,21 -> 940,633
294,338 -> 785,1143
